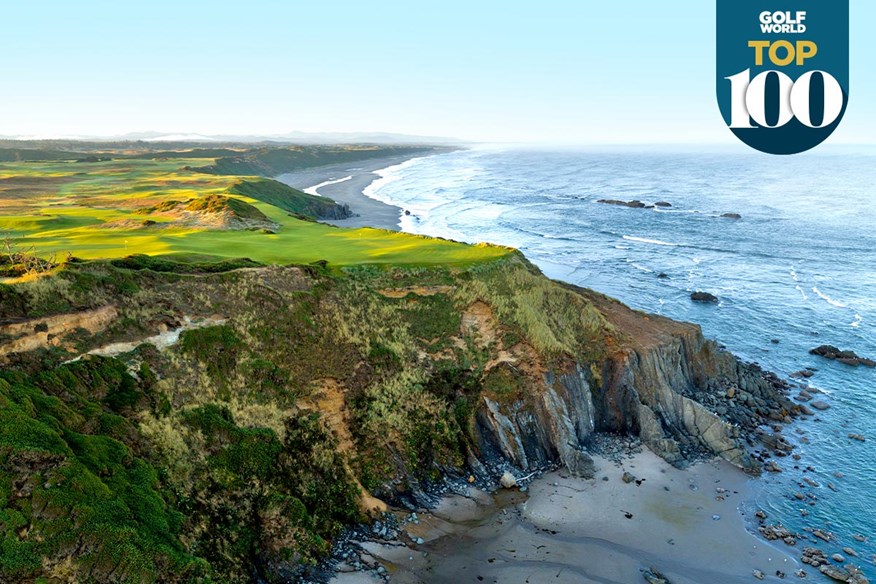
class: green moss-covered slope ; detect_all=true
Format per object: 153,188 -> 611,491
230,178 -> 351,221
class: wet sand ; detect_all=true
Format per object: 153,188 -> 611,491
276,155 -> 426,231
333,450 -> 798,584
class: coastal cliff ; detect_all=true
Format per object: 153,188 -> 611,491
474,283 -> 799,479
0,254 -> 798,582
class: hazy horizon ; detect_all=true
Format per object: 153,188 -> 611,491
3,135 -> 875,150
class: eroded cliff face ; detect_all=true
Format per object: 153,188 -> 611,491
0,255 -> 799,582
477,365 -> 597,478
474,288 -> 800,477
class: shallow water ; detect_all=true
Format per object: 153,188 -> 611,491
366,146 -> 876,575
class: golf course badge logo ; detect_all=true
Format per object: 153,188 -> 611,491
717,1 -> 849,155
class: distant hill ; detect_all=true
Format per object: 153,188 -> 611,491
192,145 -> 441,176
0,142 -> 452,175
1,130 -> 466,146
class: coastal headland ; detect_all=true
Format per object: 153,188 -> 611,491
0,142 -> 863,584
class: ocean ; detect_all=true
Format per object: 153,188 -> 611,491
364,146 -> 876,572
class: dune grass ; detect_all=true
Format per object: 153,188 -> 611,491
0,158 -> 510,267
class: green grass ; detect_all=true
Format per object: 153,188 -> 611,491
183,193 -> 269,221
0,158 -> 510,268
230,177 -> 350,219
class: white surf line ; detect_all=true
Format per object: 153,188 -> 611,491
812,286 -> 848,308
303,175 -> 353,196
622,235 -> 680,247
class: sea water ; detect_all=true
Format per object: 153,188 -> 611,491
366,146 -> 876,572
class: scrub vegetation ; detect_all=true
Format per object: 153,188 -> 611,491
0,143 -> 601,582
0,252 -> 615,582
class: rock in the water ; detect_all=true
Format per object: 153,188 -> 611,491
798,404 -> 815,416
500,471 -> 518,489
819,563 -> 869,583
643,567 -> 670,583
759,524 -> 794,543
721,213 -> 742,220
691,291 -> 719,304
810,345 -> 876,367
851,567 -> 870,584
803,546 -> 829,566
761,433 -> 794,455
654,201 -> 672,208
622,471 -> 636,484
820,565 -> 849,582
597,199 -> 652,209
832,554 -> 846,563
813,530 -> 833,542
810,401 -> 831,411
848,434 -> 866,442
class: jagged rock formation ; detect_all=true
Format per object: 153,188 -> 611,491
475,287 -> 798,477
810,344 -> 876,367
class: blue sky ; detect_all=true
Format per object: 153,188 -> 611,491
3,1 -> 872,143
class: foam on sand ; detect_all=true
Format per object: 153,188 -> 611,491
303,175 -> 353,196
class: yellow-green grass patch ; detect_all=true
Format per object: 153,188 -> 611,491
0,158 -> 512,267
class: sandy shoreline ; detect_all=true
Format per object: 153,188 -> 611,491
330,450 -> 798,584
276,154 -> 428,231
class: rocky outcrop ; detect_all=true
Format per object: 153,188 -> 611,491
596,318 -> 795,472
316,202 -> 354,220
474,291 -> 798,476
690,291 -> 719,303
477,365 -> 597,477
597,199 -> 652,209
810,345 -> 876,367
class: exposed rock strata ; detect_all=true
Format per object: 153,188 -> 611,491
475,289 -> 798,476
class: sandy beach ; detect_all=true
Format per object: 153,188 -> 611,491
276,154 -> 427,231
330,450 -> 798,584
